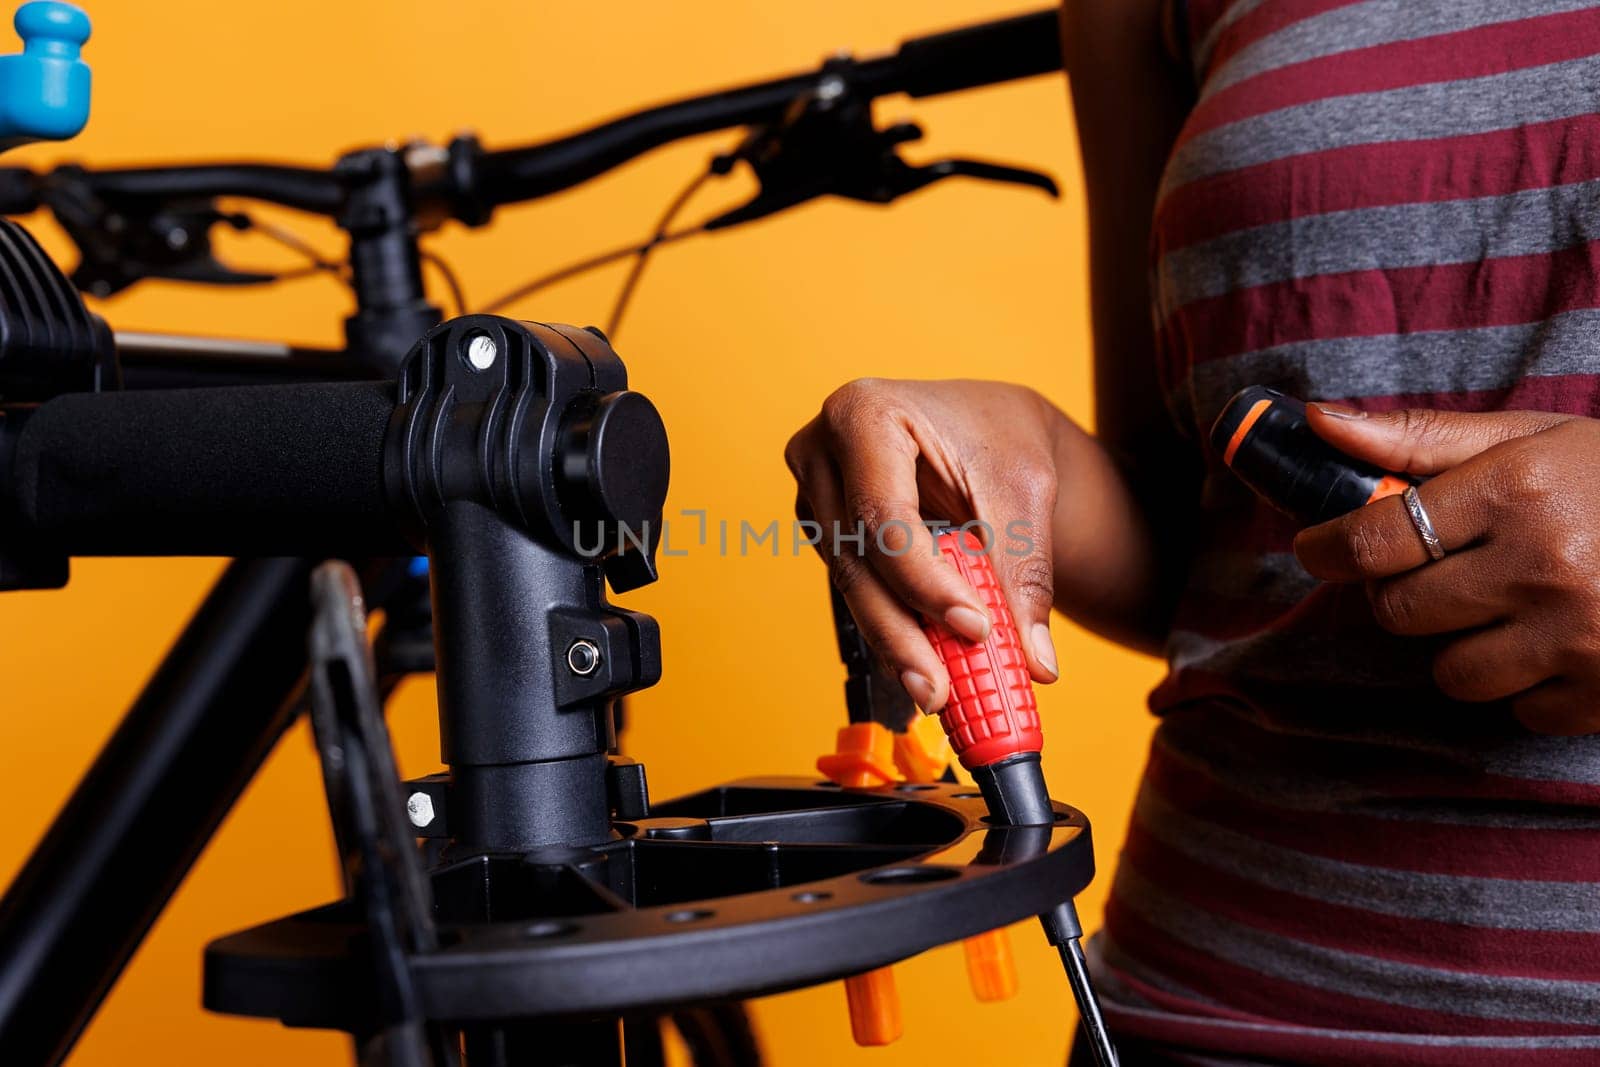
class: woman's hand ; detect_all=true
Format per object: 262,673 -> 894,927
785,379 -> 1068,714
784,379 -> 1068,713
1294,405 -> 1600,735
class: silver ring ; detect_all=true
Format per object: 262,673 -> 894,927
1402,485 -> 1446,561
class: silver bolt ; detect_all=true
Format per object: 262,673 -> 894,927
465,333 -> 498,371
406,791 -> 435,828
567,639 -> 602,677
816,74 -> 847,102
166,228 -> 188,250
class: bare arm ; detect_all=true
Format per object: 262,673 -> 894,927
1054,0 -> 1199,652
784,4 -> 1196,710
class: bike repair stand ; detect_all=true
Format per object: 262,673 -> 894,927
0,6 -> 1113,1064
202,318 -> 1101,1065
0,297 -> 1105,1063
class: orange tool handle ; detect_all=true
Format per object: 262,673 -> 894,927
919,530 -> 1043,771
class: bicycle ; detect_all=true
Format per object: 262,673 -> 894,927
0,6 -> 1117,1066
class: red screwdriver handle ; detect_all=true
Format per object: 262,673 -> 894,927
920,530 -> 1043,770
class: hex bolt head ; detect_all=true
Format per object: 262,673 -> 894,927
406,791 -> 435,828
465,333 -> 498,371
567,639 -> 602,677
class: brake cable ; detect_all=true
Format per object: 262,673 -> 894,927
418,250 -> 466,318
604,167 -> 716,337
474,163 -> 731,341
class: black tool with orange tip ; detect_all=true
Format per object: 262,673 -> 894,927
1211,385 -> 1413,524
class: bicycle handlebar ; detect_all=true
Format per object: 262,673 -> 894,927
0,161 -> 341,215
0,8 -> 1061,221
69,163 -> 343,213
474,8 -> 1061,212
470,70 -> 829,214
882,7 -> 1063,98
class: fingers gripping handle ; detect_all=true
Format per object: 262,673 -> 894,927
919,530 -> 1043,770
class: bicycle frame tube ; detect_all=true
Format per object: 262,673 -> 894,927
0,558 -> 319,1066
115,331 -> 367,388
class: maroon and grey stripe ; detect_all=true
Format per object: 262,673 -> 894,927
1099,0 -> 1600,1060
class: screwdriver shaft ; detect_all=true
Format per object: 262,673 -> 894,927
1058,934 -> 1119,1067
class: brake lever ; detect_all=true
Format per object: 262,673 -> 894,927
703,68 -> 1058,233
38,167 -> 277,296
705,141 -> 1058,231
897,156 -> 1058,198
67,203 -> 275,296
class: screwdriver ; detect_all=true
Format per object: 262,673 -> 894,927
1209,385 -> 1413,524
921,529 -> 1120,1067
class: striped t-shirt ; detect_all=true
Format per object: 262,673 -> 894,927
1089,2 -> 1600,1063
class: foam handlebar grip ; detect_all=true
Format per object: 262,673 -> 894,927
12,380 -> 407,556
920,529 -> 1042,770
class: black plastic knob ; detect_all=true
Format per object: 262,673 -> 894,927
561,390 -> 669,529
557,390 -> 669,593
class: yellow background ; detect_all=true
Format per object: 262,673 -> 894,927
0,2 -> 1162,1063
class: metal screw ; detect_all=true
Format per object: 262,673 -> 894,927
567,639 -> 602,677
166,228 -> 188,250
465,333 -> 498,371
816,74 -> 847,102
406,791 -> 435,828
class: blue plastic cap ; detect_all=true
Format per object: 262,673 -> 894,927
0,1 -> 90,149
16,1 -> 90,49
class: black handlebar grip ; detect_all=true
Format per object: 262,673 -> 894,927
893,9 -> 1063,99
1209,386 -> 1413,525
10,381 -> 408,556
